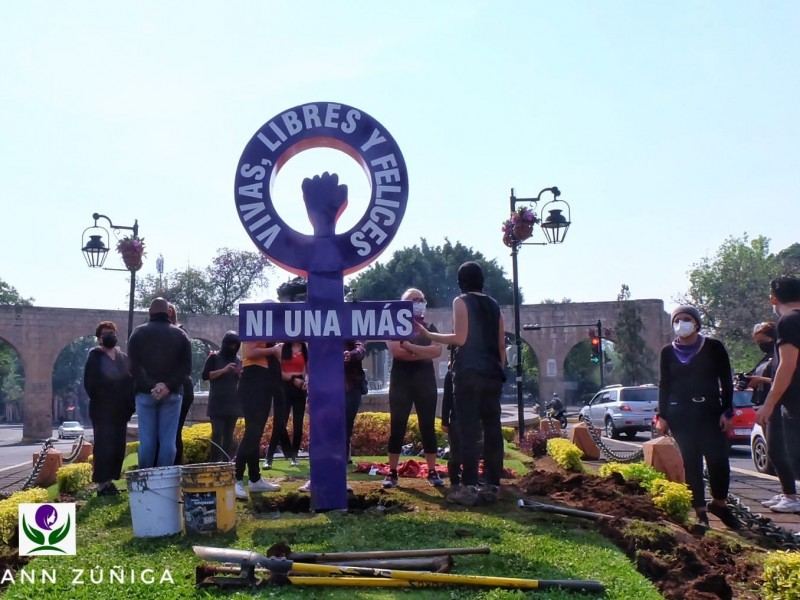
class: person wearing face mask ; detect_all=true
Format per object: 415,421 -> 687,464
746,322 -> 799,512
415,263 -> 507,506
657,305 -> 739,529
381,288 -> 444,489
756,277 -> 800,511
83,321 -> 135,496
202,331 -> 243,462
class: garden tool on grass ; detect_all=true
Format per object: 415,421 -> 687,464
518,498 -> 625,522
265,540 -> 489,562
193,546 -> 606,593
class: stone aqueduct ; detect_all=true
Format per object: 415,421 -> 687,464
0,300 -> 671,440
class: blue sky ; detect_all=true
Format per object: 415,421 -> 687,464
1,2 -> 798,315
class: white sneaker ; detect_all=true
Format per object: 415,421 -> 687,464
249,478 -> 281,493
298,480 -> 312,493
234,481 -> 247,500
762,494 -> 784,507
770,496 -> 800,513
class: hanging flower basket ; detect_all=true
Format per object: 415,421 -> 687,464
501,206 -> 538,245
117,236 -> 146,272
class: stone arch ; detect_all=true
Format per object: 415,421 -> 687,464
51,333 -> 95,426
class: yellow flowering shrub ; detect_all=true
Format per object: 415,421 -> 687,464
182,423 -> 213,464
546,438 -> 584,472
762,550 -> 800,600
125,441 -> 139,456
648,479 -> 692,523
0,488 -> 49,544
57,463 -> 93,494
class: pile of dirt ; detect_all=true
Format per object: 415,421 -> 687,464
514,459 -> 765,600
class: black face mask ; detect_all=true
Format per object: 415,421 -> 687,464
759,342 -> 775,354
101,333 -> 118,349
221,345 -> 239,358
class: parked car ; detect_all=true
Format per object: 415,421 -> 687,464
57,420 -> 84,439
651,389 -> 755,446
750,423 -> 773,475
578,384 -> 658,439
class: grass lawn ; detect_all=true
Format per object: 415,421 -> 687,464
3,449 -> 662,599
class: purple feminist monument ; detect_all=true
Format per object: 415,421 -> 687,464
235,102 -> 410,510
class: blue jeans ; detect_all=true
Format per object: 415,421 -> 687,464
136,392 -> 182,468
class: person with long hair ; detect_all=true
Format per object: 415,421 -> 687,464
264,341 -> 307,468
234,340 -> 283,499
657,305 -> 739,529
83,321 -> 135,496
382,288 -> 443,489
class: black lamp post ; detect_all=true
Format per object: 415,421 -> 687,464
508,187 -> 571,438
81,212 -> 141,341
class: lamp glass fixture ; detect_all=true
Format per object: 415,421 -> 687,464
81,226 -> 109,268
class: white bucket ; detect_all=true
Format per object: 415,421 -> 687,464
126,465 -> 183,537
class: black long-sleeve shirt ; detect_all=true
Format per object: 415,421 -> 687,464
127,314 -> 192,395
658,337 -> 733,422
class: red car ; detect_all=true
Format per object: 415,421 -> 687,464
651,390 -> 755,446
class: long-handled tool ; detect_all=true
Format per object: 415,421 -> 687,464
518,499 -> 625,521
193,546 -> 605,594
272,543 -> 490,563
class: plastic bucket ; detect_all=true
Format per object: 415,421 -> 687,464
125,465 -> 182,537
180,462 -> 236,534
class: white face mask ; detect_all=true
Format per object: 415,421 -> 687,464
413,301 -> 427,319
673,320 -> 695,338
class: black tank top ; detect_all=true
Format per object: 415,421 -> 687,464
453,293 -> 505,381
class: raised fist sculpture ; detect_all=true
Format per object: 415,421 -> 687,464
302,172 -> 348,237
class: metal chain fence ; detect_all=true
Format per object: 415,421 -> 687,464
578,415 -> 645,463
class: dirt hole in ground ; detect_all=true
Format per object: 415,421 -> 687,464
250,490 -> 412,514
515,458 -> 765,600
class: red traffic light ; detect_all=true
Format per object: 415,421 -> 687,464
590,336 -> 600,347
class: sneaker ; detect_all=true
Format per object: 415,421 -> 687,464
762,494 -> 785,508
234,480 -> 248,500
249,478 -> 281,493
770,496 -> 800,513
450,482 -> 462,492
97,485 -> 119,497
427,472 -> 445,487
263,459 -> 273,470
707,502 -> 741,529
382,473 -> 398,489
298,480 -> 312,493
448,484 -> 479,507
290,458 -> 299,467
695,511 -> 710,528
479,484 -> 500,504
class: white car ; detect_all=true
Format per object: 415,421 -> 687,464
57,421 -> 85,440
750,423 -> 773,475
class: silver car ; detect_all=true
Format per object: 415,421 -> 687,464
579,384 -> 659,439
57,420 -> 84,439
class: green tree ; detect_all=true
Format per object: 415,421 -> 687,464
0,278 -> 34,306
680,234 -> 797,371
348,238 -> 514,306
613,285 -> 657,385
564,339 -> 601,401
52,336 -> 96,422
135,248 -> 273,315
0,341 -> 24,422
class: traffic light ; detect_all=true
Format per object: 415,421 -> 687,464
590,335 -> 601,364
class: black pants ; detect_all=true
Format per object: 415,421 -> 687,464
173,378 -> 194,465
446,413 -> 463,485
235,366 -> 279,483
345,387 -> 362,457
778,404 -> 800,495
453,370 -> 504,487
210,416 -> 239,462
266,385 -> 296,460
388,368 -> 438,454
670,410 -> 730,508
90,409 -> 128,483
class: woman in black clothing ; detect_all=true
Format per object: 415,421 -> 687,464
83,321 -> 135,496
417,263 -> 506,506
657,305 -> 739,528
264,341 -> 308,468
201,331 -> 242,462
383,288 -> 443,489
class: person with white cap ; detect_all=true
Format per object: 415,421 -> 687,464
657,304 -> 739,529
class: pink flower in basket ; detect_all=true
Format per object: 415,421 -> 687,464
117,236 -> 146,256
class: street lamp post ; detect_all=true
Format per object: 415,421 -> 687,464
508,187 -> 571,438
81,212 -> 141,341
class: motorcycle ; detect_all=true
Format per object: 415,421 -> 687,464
546,408 -> 568,429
